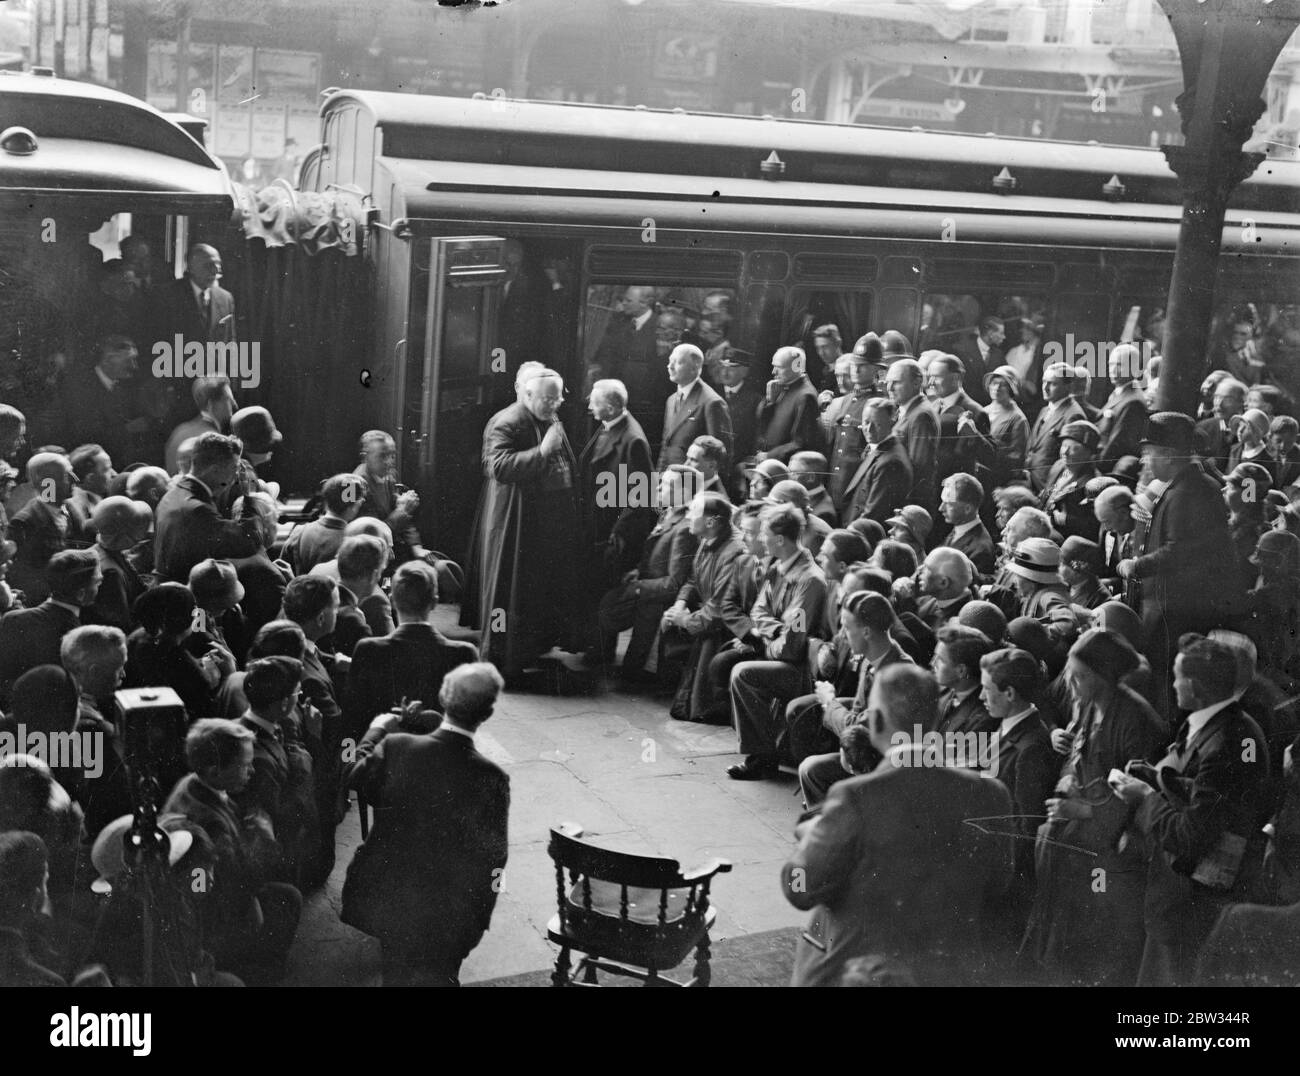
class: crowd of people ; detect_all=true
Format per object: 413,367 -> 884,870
3,257 -> 1300,987
460,321 -> 1300,987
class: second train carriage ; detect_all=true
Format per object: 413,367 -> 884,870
291,90 -> 1300,556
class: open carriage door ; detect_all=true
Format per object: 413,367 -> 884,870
416,236 -> 508,560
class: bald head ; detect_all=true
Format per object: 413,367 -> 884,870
186,244 -> 222,289
771,346 -> 806,386
667,344 -> 704,386
921,547 -> 973,598
885,359 -> 923,405
26,452 -> 74,506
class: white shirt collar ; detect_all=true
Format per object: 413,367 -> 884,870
939,391 -> 961,410
677,377 -> 700,400
977,338 -> 990,358
601,411 -> 630,431
93,364 -> 117,392
632,308 -> 654,332
440,721 -> 475,741
49,598 -> 83,616
777,549 -> 802,575
190,278 -> 211,303
1184,697 -> 1234,742
999,706 -> 1037,737
950,518 -> 980,538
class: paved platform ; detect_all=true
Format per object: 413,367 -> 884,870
281,617 -> 808,987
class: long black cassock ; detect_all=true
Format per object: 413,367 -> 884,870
460,401 -> 581,676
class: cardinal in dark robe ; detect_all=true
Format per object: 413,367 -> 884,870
460,368 -> 582,679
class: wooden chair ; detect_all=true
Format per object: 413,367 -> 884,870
546,822 -> 731,987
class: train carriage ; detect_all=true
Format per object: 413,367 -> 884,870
293,89 -> 1300,558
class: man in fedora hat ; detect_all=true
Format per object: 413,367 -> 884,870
1117,412 -> 1238,713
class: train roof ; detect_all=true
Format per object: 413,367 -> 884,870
376,155 -> 1299,256
321,89 -> 1300,215
0,71 -> 233,212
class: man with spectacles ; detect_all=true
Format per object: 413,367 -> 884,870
461,367 -> 583,682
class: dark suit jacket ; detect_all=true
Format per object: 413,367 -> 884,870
56,364 -> 143,469
85,544 -> 146,633
6,498 -> 72,604
343,725 -> 510,954
1025,398 -> 1087,491
936,688 -> 995,739
1131,461 -> 1237,620
657,381 -> 733,470
756,375 -> 820,462
945,521 -> 997,579
720,553 -> 770,640
953,338 -> 1001,405
163,773 -> 276,937
0,600 -> 81,704
720,381 -> 763,461
632,511 -> 699,604
893,396 -> 940,505
844,435 -> 913,527
1097,383 -> 1147,467
783,754 -> 1014,986
159,276 -> 237,344
229,552 -> 292,641
1040,462 -> 1101,543
677,533 -> 744,635
1135,703 -> 1272,964
934,390 -> 992,484
1195,416 -> 1236,472
591,315 -> 658,407
344,622 -> 478,740
995,710 -> 1057,876
578,412 -> 654,547
153,474 -> 259,583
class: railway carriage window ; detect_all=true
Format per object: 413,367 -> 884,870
920,292 -> 1046,396
583,284 -> 737,407
788,289 -> 871,390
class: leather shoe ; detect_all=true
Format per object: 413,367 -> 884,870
727,756 -> 776,781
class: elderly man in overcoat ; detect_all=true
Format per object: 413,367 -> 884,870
460,368 -> 582,679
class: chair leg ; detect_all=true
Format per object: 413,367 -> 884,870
582,957 -> 599,985
551,945 -> 571,987
693,933 -> 712,987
